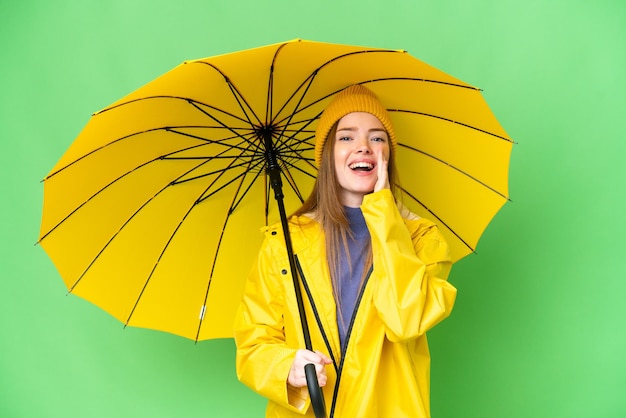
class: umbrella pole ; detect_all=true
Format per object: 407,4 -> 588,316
264,133 -> 327,418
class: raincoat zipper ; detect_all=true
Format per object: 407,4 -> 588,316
295,256 -> 373,418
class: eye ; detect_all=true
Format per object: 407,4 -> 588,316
337,136 -> 352,142
371,136 -> 386,142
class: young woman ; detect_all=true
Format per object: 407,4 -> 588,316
234,85 -> 457,417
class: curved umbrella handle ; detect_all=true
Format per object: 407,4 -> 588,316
305,363 -> 326,418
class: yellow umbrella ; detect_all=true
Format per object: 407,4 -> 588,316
39,39 -> 512,343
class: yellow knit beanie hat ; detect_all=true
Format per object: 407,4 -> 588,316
314,84 -> 397,166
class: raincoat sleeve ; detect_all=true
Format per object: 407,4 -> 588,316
362,189 -> 457,342
233,233 -> 311,413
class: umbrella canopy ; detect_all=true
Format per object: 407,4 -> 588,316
39,39 -> 512,342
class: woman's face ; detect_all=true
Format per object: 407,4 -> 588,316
333,112 -> 390,207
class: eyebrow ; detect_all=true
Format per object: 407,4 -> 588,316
336,126 -> 387,133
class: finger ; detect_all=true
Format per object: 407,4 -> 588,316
314,365 -> 328,387
314,350 -> 333,365
302,349 -> 332,367
300,350 -> 325,364
313,361 -> 328,375
375,152 -> 389,192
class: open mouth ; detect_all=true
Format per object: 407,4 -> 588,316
349,162 -> 375,172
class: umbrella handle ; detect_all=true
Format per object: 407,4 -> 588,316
305,363 -> 326,418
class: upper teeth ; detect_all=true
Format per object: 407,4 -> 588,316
350,162 -> 373,169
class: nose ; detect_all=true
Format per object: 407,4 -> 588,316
355,137 -> 372,154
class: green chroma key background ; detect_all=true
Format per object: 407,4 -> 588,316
1,1 -> 624,417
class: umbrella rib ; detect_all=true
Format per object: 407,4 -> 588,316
270,49 -> 398,123
277,159 -> 310,203
95,94 -> 265,162
270,49 -> 477,128
280,157 -> 317,181
266,42 -> 286,126
186,100 -> 259,147
64,155 -> 215,294
271,128 -> 317,203
44,127 -> 166,180
124,204 -> 197,328
164,128 -> 258,159
229,159 -> 267,212
96,94 -> 254,125
272,124 -> 317,168
127,138 -> 264,331
268,49 -> 318,140
170,158 -> 259,184
166,126 -> 254,143
262,67 -> 511,200
171,150 -> 263,186
399,186 -> 476,254
124,173 -> 235,329
274,80 -> 319,152
51,135 -> 257,293
269,73 -> 488,143
194,139 -> 265,204
194,153 -> 262,341
195,165 -> 259,204
274,131 -> 315,158
43,123 -> 252,181
38,121 -> 260,242
189,61 -> 264,129
39,138 -> 219,242
271,78 -> 482,131
399,142 -> 510,200
392,109 -> 513,143
360,76 -> 480,91
257,68 -> 319,186
40,126 -> 259,243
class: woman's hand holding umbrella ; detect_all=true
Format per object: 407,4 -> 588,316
288,349 -> 333,388
289,349 -> 332,417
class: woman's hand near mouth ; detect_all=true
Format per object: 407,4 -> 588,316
374,151 -> 389,192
